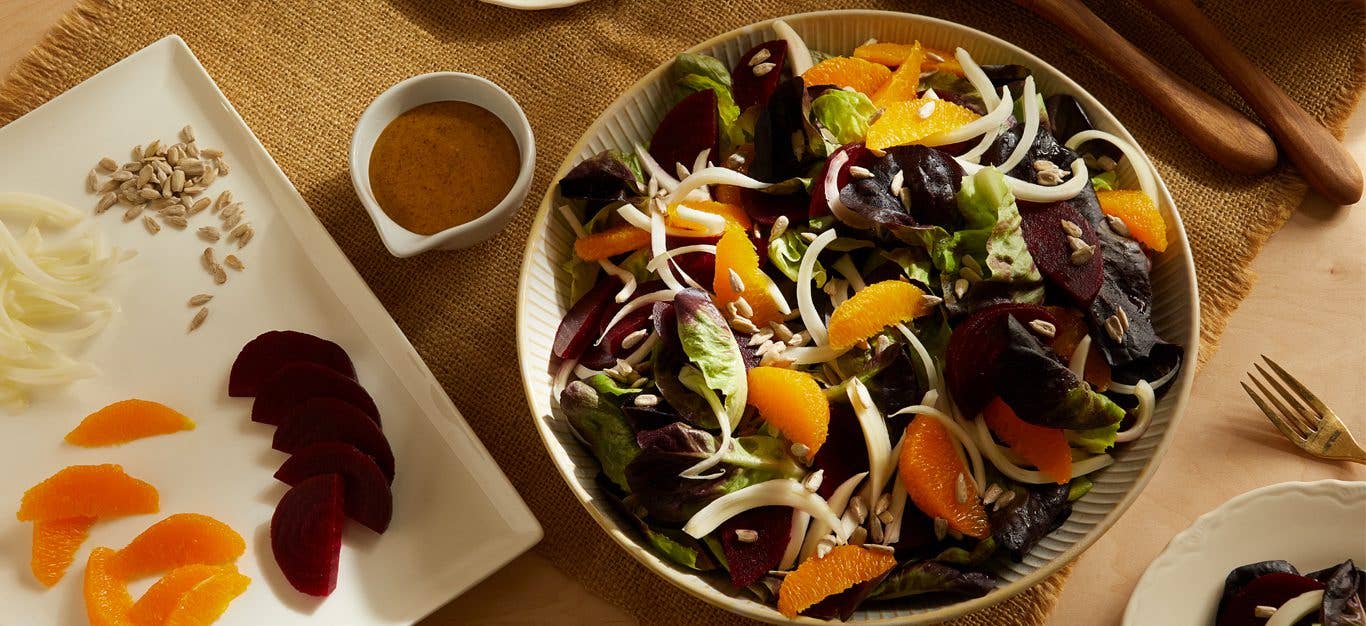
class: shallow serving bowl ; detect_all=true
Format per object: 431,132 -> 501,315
516,11 -> 1200,624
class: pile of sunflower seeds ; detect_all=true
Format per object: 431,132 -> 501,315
87,125 -> 254,332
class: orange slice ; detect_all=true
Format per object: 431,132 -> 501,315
922,47 -> 964,75
747,367 -> 829,459
163,569 -> 251,626
1096,189 -> 1168,253
18,465 -> 159,522
853,41 -> 920,67
864,97 -> 980,151
65,399 -> 195,447
573,223 -> 651,261
776,545 -> 897,617
984,398 -> 1072,484
826,280 -> 930,351
802,57 -> 892,97
112,514 -> 246,580
129,564 -> 228,626
713,225 -> 784,327
871,42 -> 925,107
899,415 -> 991,539
31,516 -> 97,586
85,547 -> 134,626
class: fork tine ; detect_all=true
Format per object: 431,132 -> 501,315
1253,363 -> 1321,429
1242,381 -> 1307,442
1261,355 -> 1332,417
1248,373 -> 1311,439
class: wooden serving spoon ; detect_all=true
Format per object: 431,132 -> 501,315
1135,0 -> 1363,205
1011,0 -> 1279,176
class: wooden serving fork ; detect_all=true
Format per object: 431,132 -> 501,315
1242,355 -> 1366,464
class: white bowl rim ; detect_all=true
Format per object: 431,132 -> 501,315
515,9 -> 1202,624
349,71 -> 536,257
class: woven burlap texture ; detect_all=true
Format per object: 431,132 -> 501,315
1,0 -> 1362,624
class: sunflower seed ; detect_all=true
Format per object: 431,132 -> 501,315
179,159 -> 204,177
1116,306 -> 1129,331
889,170 -> 904,197
960,265 -> 983,283
729,316 -> 759,334
632,393 -> 659,408
748,329 -> 774,346
1033,159 -> 1055,172
800,231 -> 818,242
994,490 -> 1016,510
168,169 -> 185,193
211,263 -> 227,285
1037,170 -> 1062,186
201,147 -> 223,159
167,145 -> 182,166
142,216 -> 161,234
620,328 -> 647,350
182,185 -> 205,196
188,307 -> 208,332
733,528 -> 759,543
222,213 -> 242,231
815,538 -> 834,558
751,62 -> 776,77
727,268 -> 745,293
98,157 -> 119,172
1106,214 -> 1131,237
790,442 -> 810,459
1060,219 -> 1083,238
108,169 -> 133,183
862,37 -> 878,46
954,278 -> 969,299
899,187 -> 912,210
955,473 -> 969,504
877,510 -> 895,525
1098,155 -> 1118,171
848,526 -> 868,546
917,100 -> 937,119
869,514 -> 885,543
802,470 -> 824,493
199,166 -> 217,187
849,497 -> 868,524
236,226 -> 254,248
212,190 -> 231,213
1253,606 -> 1277,619
770,215 -> 789,239
920,294 -> 944,308
933,517 -> 948,540
787,331 -> 809,347
165,215 -> 188,229
725,152 -> 746,169
180,124 -> 195,143
1070,243 -> 1095,266
1028,319 -> 1057,339
748,48 -> 771,66
186,197 -> 209,216
848,165 -> 874,180
160,184 -> 172,199
982,483 -> 1003,506
122,205 -> 144,222
95,192 -> 117,214
187,294 -> 213,307
220,202 -> 243,220
874,493 -> 890,515
134,164 -> 152,188
866,542 -> 895,556
759,350 -> 794,368
161,205 -> 186,218
83,169 -> 99,193
196,227 -> 220,243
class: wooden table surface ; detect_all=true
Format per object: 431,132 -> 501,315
3,2 -> 1363,624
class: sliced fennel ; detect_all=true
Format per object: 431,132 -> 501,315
772,19 -> 813,75
996,77 -> 1039,172
684,478 -> 844,540
798,230 -> 839,346
1067,334 -> 1091,378
1114,380 -> 1154,443
671,204 -> 727,236
797,471 -> 867,561
955,48 -> 1000,111
848,379 -> 893,511
895,323 -> 940,401
668,167 -> 771,206
1265,590 -> 1325,626
649,210 -> 686,291
831,255 -> 866,292
645,244 -> 717,273
1064,129 -> 1160,204
778,509 -> 810,570
955,156 -> 1090,203
596,290 -> 675,345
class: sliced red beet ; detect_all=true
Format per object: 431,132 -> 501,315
228,330 -> 356,397
271,473 -> 344,597
648,89 -> 718,173
551,276 -> 623,361
1018,200 -> 1104,305
273,397 -> 395,483
252,362 -> 380,427
1217,572 -> 1325,626
275,442 -> 393,534
945,304 -> 1054,419
579,305 -> 653,370
811,403 -> 870,499
810,143 -> 871,218
735,187 -> 810,226
666,234 -> 719,289
718,506 -> 792,588
732,41 -> 787,111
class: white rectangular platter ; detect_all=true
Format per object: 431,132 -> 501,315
0,36 -> 540,625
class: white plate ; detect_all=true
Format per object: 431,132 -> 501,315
1125,480 -> 1366,626
516,10 -> 1200,624
0,36 -> 540,625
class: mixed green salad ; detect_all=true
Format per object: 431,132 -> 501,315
1217,559 -> 1364,626
549,19 -> 1183,620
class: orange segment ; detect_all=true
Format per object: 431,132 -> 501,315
1047,306 -> 1111,390
864,97 -> 980,151
85,547 -> 134,626
713,225 -> 783,327
32,516 -> 96,586
922,47 -> 964,75
826,280 -> 930,351
871,43 -> 925,107
801,57 -> 892,97
984,398 -> 1072,484
668,200 -> 752,233
129,564 -> 228,626
853,41 -> 920,67
746,367 -> 829,458
163,569 -> 251,626
1096,190 -> 1168,253
112,514 -> 246,580
65,399 -> 195,447
899,415 -> 991,539
572,223 -> 651,261
776,545 -> 897,618
18,465 -> 159,522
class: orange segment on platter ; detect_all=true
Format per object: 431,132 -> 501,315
85,547 -> 134,626
746,367 -> 829,459
572,223 -> 651,261
1096,189 -> 1168,253
826,280 -> 930,351
65,399 -> 195,447
899,415 -> 991,539
112,513 -> 246,580
712,225 -> 784,326
801,56 -> 892,96
984,398 -> 1072,484
776,544 -> 897,618
871,43 -> 925,107
162,569 -> 251,626
17,464 -> 159,522
31,516 -> 97,587
864,97 -> 980,151
668,200 -> 752,232
129,564 -> 227,626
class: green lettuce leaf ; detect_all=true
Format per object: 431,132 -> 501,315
1067,476 -> 1094,502
560,381 -> 640,491
1090,170 -> 1117,191
670,53 -> 731,89
675,288 -> 747,421
670,54 -> 743,151
1066,420 -> 1122,454
811,89 -> 878,145
872,561 -> 996,600
957,167 -> 1041,283
768,230 -> 826,285
586,373 -> 641,396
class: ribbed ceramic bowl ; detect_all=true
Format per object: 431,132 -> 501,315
516,11 -> 1200,624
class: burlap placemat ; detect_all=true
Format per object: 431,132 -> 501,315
2,0 -> 1362,623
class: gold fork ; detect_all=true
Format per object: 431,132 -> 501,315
1242,356 -> 1366,464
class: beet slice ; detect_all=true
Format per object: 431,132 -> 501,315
579,304 -> 652,370
1217,572 -> 1325,626
552,276 -> 623,361
271,474 -> 344,597
275,442 -> 393,534
718,506 -> 792,588
1018,200 -> 1104,305
732,40 -> 787,111
229,330 -> 356,397
648,89 -> 718,173
945,304 -> 1054,419
252,362 -> 380,427
273,397 -> 395,483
